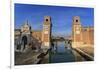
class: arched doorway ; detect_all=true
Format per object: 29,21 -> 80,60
22,36 -> 27,50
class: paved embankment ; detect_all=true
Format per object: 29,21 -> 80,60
73,47 -> 94,61
15,48 -> 49,65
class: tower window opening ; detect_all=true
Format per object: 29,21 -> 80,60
76,20 -> 78,22
46,19 -> 48,21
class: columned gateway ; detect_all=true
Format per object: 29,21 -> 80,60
21,35 -> 27,50
20,22 -> 32,52
15,21 -> 32,52
15,16 -> 52,52
42,16 -> 51,50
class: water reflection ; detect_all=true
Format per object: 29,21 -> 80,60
49,41 -> 75,63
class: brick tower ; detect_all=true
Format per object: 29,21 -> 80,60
42,16 -> 51,50
72,16 -> 82,48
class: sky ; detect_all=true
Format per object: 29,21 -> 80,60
15,3 -> 94,37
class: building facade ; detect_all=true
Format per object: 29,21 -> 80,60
72,16 -> 94,48
15,16 -> 52,52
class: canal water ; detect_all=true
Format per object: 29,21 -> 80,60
49,41 -> 75,63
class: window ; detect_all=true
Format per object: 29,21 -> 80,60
46,19 -> 48,21
76,19 -> 78,22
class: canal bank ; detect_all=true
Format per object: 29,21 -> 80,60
15,41 -> 93,65
73,47 -> 94,61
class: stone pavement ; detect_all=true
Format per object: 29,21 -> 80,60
78,46 -> 94,57
15,48 -> 42,65
72,49 -> 85,61
73,46 -> 94,61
